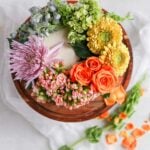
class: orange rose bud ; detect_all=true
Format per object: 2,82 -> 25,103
85,57 -> 101,72
119,112 -> 127,120
125,123 -> 135,130
131,128 -> 145,138
92,66 -> 118,94
122,135 -> 137,149
106,133 -> 118,144
99,111 -> 109,119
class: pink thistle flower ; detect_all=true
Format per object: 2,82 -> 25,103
10,35 -> 64,88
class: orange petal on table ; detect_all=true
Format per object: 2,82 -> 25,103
122,135 -> 137,149
99,111 -> 109,119
106,133 -> 118,144
125,123 -> 135,130
119,130 -> 128,138
119,112 -> 127,120
104,98 -> 116,106
142,124 -> 150,131
131,128 -> 145,138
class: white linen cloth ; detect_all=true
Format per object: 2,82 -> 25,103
0,0 -> 150,150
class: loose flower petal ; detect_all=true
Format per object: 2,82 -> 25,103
125,123 -> 135,130
99,111 -> 109,119
106,133 -> 118,144
142,124 -> 150,131
122,135 -> 137,149
119,130 -> 128,138
131,128 -> 145,138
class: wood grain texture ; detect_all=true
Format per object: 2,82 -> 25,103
11,10 -> 133,122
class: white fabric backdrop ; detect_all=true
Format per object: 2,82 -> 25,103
0,0 -> 150,150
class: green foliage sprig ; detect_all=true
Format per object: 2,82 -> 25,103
106,12 -> 133,22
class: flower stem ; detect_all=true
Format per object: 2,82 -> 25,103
103,124 -> 113,131
69,136 -> 87,148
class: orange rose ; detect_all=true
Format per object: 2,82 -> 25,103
92,68 -> 118,94
70,63 -> 92,86
85,57 -> 101,72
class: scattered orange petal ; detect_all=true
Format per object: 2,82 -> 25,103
104,98 -> 116,106
119,112 -> 127,120
125,123 -> 135,130
122,135 -> 137,150
119,130 -> 128,138
110,85 -> 126,104
114,117 -> 120,125
106,133 -> 118,144
142,124 -> 150,131
99,111 -> 109,119
131,128 -> 145,138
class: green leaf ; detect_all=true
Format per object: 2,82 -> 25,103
72,41 -> 94,59
58,145 -> 73,150
106,12 -> 133,23
85,126 -> 103,143
102,93 -> 110,99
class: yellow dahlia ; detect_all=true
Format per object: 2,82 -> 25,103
87,17 -> 123,54
99,43 -> 130,76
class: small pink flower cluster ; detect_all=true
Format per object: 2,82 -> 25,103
32,61 -> 99,109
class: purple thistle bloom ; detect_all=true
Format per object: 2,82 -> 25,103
10,35 -> 64,88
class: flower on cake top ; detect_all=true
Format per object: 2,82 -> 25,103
10,35 -> 64,88
99,43 -> 130,76
87,16 -> 123,54
70,57 -> 118,94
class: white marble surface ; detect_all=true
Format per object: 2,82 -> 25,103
0,0 -> 150,150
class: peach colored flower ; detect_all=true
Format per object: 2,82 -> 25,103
85,57 -> 101,72
70,63 -> 92,86
92,67 -> 118,94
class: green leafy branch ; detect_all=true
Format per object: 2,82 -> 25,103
106,12 -> 134,23
58,78 -> 144,150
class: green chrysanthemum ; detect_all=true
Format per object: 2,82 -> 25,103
99,43 -> 130,76
87,17 -> 123,54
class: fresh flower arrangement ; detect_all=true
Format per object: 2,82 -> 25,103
9,0 -> 132,110
8,0 -> 150,149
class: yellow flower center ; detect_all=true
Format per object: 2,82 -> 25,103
98,31 -> 112,43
